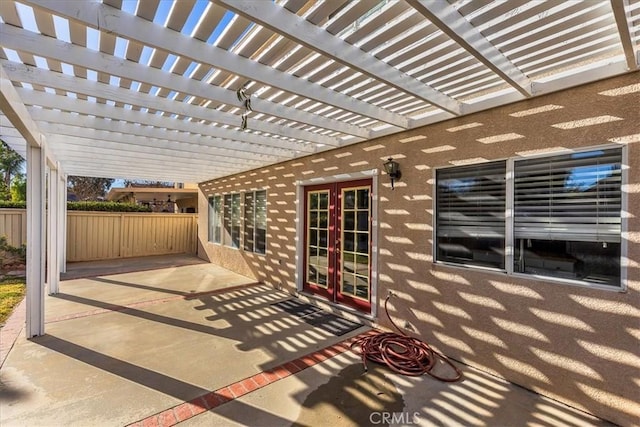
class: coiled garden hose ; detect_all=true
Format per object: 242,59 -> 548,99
351,294 -> 463,382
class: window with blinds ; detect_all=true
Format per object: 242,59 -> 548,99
434,146 -> 624,289
513,148 -> 622,286
223,193 -> 241,248
255,190 -> 267,254
208,195 -> 222,244
243,190 -> 267,254
436,161 -> 506,269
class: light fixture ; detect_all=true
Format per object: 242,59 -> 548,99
237,81 -> 252,130
383,157 -> 401,190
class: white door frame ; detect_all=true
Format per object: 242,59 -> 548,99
295,169 -> 379,319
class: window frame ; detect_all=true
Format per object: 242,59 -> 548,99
433,144 -> 627,292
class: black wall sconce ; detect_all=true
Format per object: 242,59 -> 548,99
383,157 -> 401,190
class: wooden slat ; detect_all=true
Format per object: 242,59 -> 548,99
32,8 -> 56,37
192,4 -> 226,42
137,0 -> 160,22
167,0 -> 196,32
325,1 -> 375,35
344,2 -> 410,45
217,15 -> 253,50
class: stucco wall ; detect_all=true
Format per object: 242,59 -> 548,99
198,73 -> 640,426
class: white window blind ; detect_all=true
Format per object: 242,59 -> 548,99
514,148 -> 622,243
436,161 -> 506,240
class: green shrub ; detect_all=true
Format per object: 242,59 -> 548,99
0,200 -> 151,212
0,236 -> 26,258
67,201 -> 152,212
0,200 -> 26,209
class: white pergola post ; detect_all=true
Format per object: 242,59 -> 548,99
26,143 -> 46,338
59,173 -> 67,273
47,164 -> 60,295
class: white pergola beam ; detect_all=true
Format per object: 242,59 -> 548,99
61,165 -> 215,183
34,120 -> 280,166
43,136 -> 247,171
610,0 -> 639,70
0,23 -> 369,140
2,61 -> 323,151
51,155 -> 235,177
14,89 -> 299,159
0,125 -> 248,175
24,0 -> 409,128
406,0 -> 532,97
215,0 -> 462,116
0,65 -> 42,147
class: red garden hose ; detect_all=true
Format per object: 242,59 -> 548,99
351,294 -> 463,382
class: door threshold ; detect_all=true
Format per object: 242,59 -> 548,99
295,291 -> 377,326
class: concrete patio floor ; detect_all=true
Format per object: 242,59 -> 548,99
0,255 -> 613,426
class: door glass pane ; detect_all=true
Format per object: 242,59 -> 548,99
357,232 -> 368,253
343,232 -> 355,252
357,211 -> 368,231
319,192 -> 328,209
357,189 -> 369,209
319,229 -> 328,247
344,211 -> 355,230
319,211 -> 328,228
340,185 -> 371,301
307,190 -> 330,289
356,255 -> 369,275
342,273 -> 355,295
344,190 -> 355,209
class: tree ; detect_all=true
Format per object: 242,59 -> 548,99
123,179 -> 174,188
67,176 -> 115,201
10,175 -> 26,202
0,139 -> 25,200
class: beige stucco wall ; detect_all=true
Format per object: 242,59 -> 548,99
198,73 -> 640,426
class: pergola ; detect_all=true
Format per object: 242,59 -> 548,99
1,0 -> 638,337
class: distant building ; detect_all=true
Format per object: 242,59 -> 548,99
106,184 -> 198,213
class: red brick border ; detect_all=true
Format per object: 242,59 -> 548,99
126,330 -> 375,427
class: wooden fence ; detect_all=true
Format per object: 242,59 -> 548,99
0,209 -> 197,262
0,209 -> 26,247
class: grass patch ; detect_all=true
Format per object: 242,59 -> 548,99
0,277 -> 26,324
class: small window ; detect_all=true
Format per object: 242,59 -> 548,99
208,195 -> 221,244
244,190 -> 267,254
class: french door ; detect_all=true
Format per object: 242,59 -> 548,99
303,179 -> 372,313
